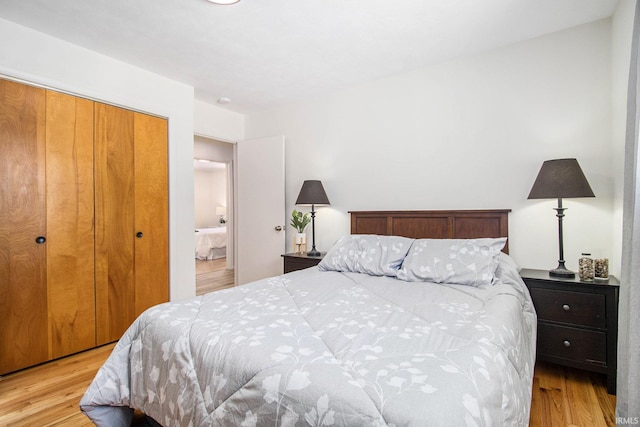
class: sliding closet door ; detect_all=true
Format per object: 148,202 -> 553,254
133,112 -> 169,314
45,91 -> 96,358
94,102 -> 136,345
0,79 -> 48,373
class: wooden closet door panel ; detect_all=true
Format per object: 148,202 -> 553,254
94,103 -> 135,345
134,113 -> 169,314
0,79 -> 48,374
45,91 -> 96,358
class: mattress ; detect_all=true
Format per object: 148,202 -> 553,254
80,249 -> 536,426
195,226 -> 227,260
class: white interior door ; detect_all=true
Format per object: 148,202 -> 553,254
236,135 -> 285,285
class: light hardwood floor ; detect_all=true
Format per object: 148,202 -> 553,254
530,362 -> 616,427
0,345 -> 616,426
196,257 -> 235,295
0,344 -> 115,426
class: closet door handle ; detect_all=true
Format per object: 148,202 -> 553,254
35,236 -> 46,244
136,232 -> 144,238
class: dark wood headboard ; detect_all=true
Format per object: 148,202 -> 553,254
349,209 -> 511,253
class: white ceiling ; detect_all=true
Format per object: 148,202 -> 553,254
0,0 -> 619,114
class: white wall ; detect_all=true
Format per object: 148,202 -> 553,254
194,99 -> 244,143
245,19 -> 615,273
193,138 -> 233,228
3,14 -> 623,286
194,168 -> 227,228
0,18 -> 196,301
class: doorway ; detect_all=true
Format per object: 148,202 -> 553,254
194,136 -> 235,294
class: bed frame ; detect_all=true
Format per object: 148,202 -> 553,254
349,209 -> 511,253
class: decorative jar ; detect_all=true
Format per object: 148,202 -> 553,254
594,258 -> 609,280
578,253 -> 594,281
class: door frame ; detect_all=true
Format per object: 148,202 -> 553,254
194,133 -> 237,279
194,133 -> 286,287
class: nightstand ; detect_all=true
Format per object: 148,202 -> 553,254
520,268 -> 619,394
282,252 -> 325,273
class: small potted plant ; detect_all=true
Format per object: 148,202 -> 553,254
290,209 -> 311,252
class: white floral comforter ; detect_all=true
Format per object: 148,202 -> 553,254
195,227 -> 227,260
80,260 -> 536,426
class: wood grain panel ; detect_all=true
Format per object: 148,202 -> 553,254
0,79 -> 48,374
350,210 -> 510,253
350,216 -> 388,236
94,103 -> 135,345
530,288 -> 606,328
133,112 -> 169,315
454,216 -> 509,252
45,91 -> 96,358
393,217 -> 449,238
537,323 -> 607,366
454,217 -> 501,238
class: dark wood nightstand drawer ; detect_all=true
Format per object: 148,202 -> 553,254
537,323 -> 607,366
285,258 -> 320,273
282,253 -> 325,273
529,288 -> 606,328
520,268 -> 619,394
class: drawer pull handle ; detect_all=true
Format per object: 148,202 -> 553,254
562,304 -> 571,311
563,340 -> 571,348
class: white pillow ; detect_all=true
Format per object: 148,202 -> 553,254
497,252 -> 520,272
318,234 -> 415,277
396,238 -> 507,286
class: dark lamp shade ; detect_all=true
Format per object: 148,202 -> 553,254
527,158 -> 595,200
295,180 -> 330,205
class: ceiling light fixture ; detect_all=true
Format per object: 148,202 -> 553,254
217,97 -> 231,104
206,0 -> 240,5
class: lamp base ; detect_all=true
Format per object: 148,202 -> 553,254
307,249 -> 321,257
549,264 -> 575,278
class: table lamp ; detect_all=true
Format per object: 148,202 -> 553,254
295,180 -> 330,256
528,158 -> 595,277
216,206 -> 226,224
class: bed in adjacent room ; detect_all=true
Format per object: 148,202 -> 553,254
81,209 -> 536,426
195,226 -> 227,260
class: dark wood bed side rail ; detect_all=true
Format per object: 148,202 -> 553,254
349,209 -> 511,253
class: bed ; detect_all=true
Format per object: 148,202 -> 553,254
195,226 -> 227,260
81,209 -> 536,426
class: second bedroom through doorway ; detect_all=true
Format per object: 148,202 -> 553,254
194,136 -> 234,294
